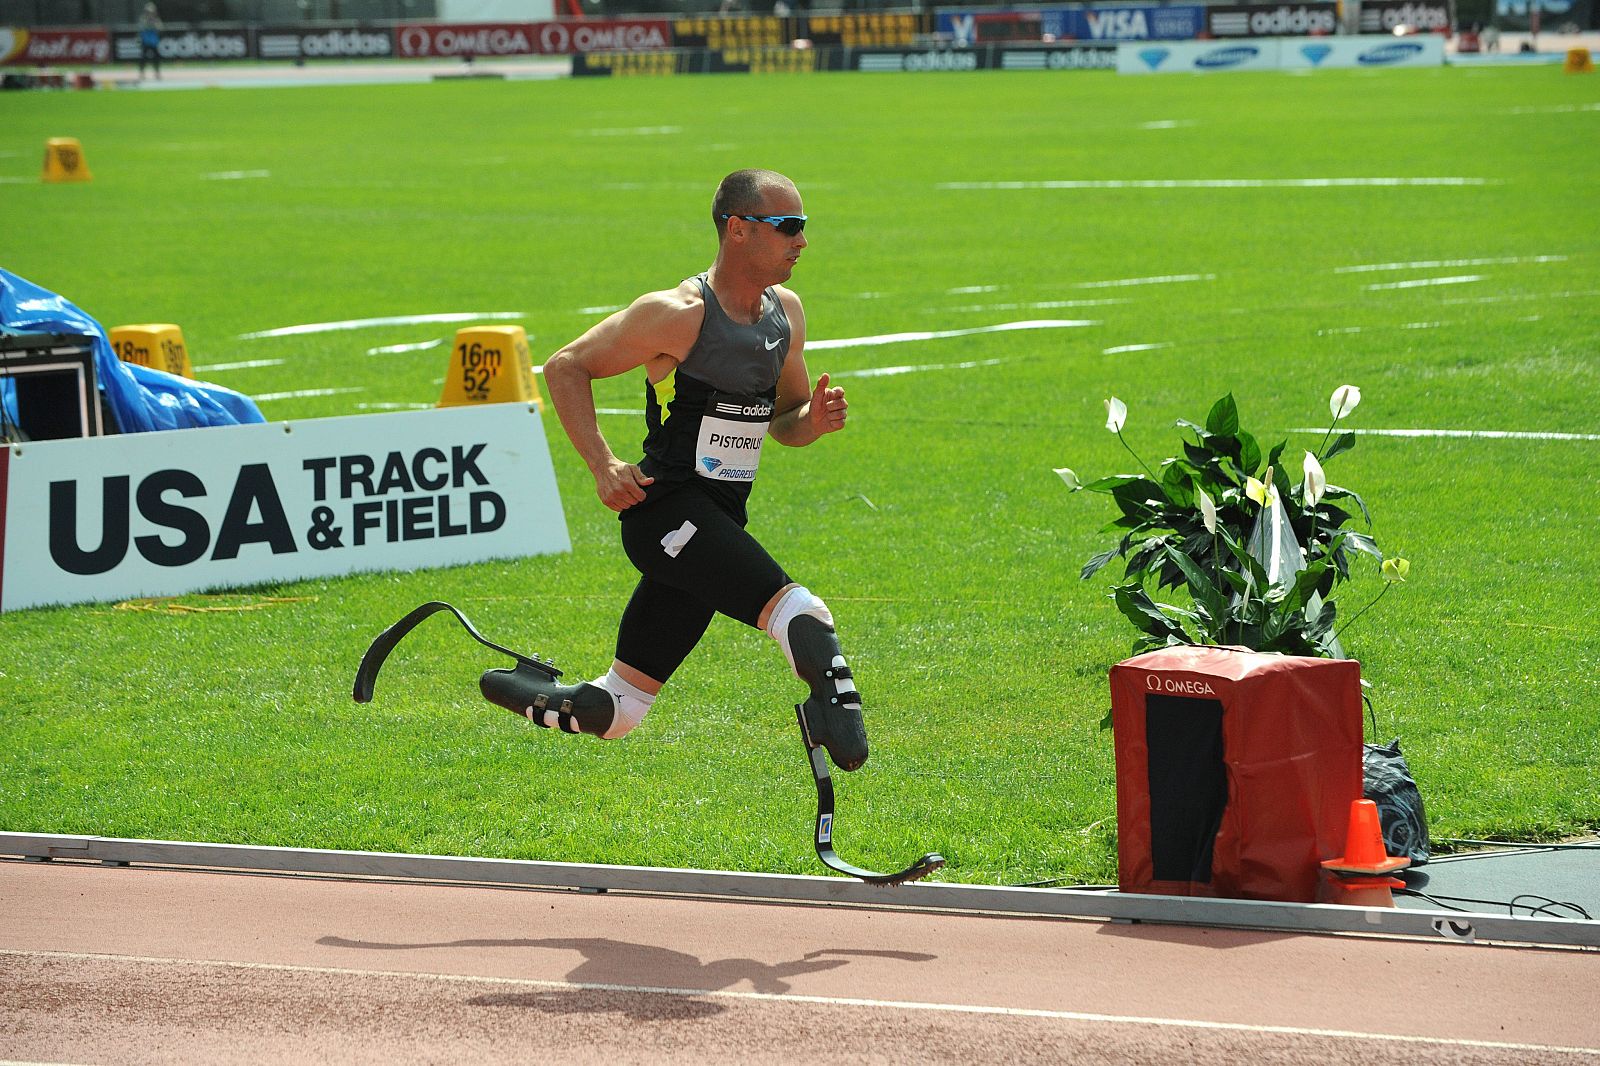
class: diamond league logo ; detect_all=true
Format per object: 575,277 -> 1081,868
1139,47 -> 1170,70
1301,43 -> 1333,65
699,456 -> 723,474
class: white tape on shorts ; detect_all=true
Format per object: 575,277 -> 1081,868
661,520 -> 697,559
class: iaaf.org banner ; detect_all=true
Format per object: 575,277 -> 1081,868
0,27 -> 111,65
1206,4 -> 1338,36
0,405 -> 569,613
394,20 -> 670,58
1358,0 -> 1454,32
1280,33 -> 1444,66
112,28 -> 251,62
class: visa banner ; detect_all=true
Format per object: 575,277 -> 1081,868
938,6 -> 1203,45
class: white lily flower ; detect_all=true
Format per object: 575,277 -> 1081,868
1104,397 -> 1127,433
1302,451 -> 1327,506
1330,384 -> 1362,420
1197,485 -> 1217,533
1053,467 -> 1081,490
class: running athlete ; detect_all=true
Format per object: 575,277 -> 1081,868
483,169 -> 869,771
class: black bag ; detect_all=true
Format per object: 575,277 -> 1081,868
1363,738 -> 1429,865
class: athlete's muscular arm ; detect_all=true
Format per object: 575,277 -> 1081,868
544,285 -> 703,511
769,290 -> 847,447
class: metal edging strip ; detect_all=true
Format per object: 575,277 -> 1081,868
3,832 -> 1596,948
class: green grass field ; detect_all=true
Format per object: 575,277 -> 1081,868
2,65 -> 1597,884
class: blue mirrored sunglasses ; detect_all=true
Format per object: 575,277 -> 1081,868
718,213 -> 807,236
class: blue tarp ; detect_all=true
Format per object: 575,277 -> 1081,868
1,267 -> 265,434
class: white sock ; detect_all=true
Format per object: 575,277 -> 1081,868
591,668 -> 656,739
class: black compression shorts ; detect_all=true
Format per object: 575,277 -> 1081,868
615,481 -> 791,682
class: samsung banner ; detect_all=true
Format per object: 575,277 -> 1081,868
0,405 -> 569,613
1120,34 -> 1445,72
1280,34 -> 1446,66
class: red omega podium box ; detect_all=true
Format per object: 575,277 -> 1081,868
1110,646 -> 1363,903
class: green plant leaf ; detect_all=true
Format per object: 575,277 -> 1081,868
1266,439 -> 1287,469
1111,583 -> 1188,639
1342,531 -> 1384,562
1237,430 -> 1262,476
1080,548 -> 1120,580
1322,431 -> 1357,462
1324,484 -> 1371,525
1082,473 -> 1145,494
1175,418 -> 1209,440
1205,393 -> 1240,437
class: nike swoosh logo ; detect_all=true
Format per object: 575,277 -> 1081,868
764,337 -> 782,350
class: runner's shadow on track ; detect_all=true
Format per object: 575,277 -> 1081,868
318,935 -> 934,997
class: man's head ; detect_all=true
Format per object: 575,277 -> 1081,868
711,169 -> 806,283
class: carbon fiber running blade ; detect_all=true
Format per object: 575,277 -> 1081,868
352,600 -> 560,703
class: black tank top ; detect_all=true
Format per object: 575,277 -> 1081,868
626,273 -> 791,524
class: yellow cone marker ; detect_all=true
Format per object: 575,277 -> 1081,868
110,324 -> 193,378
438,325 -> 542,409
43,137 -> 93,183
1564,47 -> 1594,74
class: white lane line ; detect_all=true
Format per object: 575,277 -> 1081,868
1444,288 -> 1600,305
946,285 -> 1000,294
1073,274 -> 1213,289
579,125 -> 682,136
578,304 -> 626,315
1499,103 -> 1600,114
355,402 -> 433,411
1400,321 -> 1446,330
201,169 -> 270,181
1138,120 -> 1196,130
366,339 -> 443,355
945,299 -> 1129,313
832,358 -> 1007,379
1316,326 -> 1366,335
938,178 -> 1495,190
1364,275 -> 1484,291
808,319 -> 1096,351
6,950 -> 1597,1057
1335,255 -> 1566,273
1288,428 -> 1600,442
240,312 -> 524,340
253,387 -> 367,402
192,359 -> 285,372
1103,343 -> 1171,355
596,407 -> 646,416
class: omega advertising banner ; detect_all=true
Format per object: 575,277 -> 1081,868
0,405 -> 569,613
393,19 -> 669,58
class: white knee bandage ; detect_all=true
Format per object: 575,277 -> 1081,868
764,585 -> 834,679
591,668 -> 655,739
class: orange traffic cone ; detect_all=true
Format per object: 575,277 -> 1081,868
1321,799 -> 1409,907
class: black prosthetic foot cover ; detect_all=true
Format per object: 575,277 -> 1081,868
789,614 -> 869,771
480,664 -> 617,737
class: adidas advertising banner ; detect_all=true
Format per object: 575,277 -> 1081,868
1358,1 -> 1454,33
1206,4 -> 1339,36
112,28 -> 251,63
1119,38 -> 1282,72
1280,34 -> 1446,67
937,6 -> 1204,44
257,25 -> 394,60
0,405 -> 569,613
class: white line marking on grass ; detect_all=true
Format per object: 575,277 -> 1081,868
366,339 -> 443,355
596,407 -> 646,416
193,359 -> 286,372
254,387 -> 367,402
833,358 -> 1008,379
1400,321 -> 1446,330
946,285 -> 1000,294
1364,275 -> 1484,291
201,169 -> 270,181
0,177 -> 29,184
577,305 -> 626,315
1288,427 -> 1600,442
355,402 -> 433,411
808,319 -> 1096,351
938,178 -> 1495,190
1316,326 -> 1366,335
1499,103 -> 1600,114
1074,274 -> 1214,289
1335,255 -> 1566,273
240,312 -> 524,339
1138,120 -> 1195,129
579,125 -> 682,136
946,299 -> 1130,313
1443,288 -> 1600,305
1103,343 -> 1171,355
7,950 -> 1598,1058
